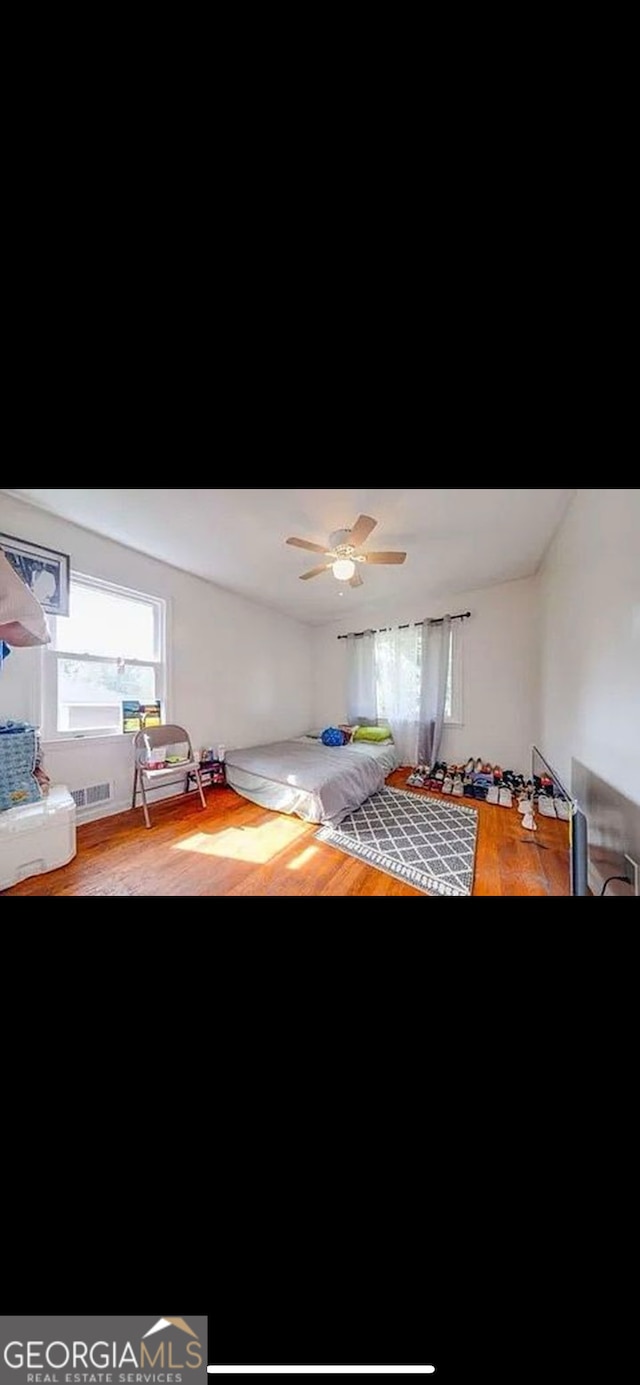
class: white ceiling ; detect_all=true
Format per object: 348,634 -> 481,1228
3,489 -> 575,624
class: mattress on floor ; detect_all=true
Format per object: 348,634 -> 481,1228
225,737 -> 399,827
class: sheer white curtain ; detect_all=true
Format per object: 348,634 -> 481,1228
375,624 -> 421,765
346,631 -> 378,724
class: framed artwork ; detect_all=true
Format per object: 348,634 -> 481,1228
0,531 -> 71,616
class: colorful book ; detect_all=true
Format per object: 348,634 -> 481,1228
140,701 -> 162,729
122,701 -> 142,733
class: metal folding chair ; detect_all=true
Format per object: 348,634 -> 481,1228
132,724 -> 206,829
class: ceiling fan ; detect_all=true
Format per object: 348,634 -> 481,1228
286,514 -> 407,588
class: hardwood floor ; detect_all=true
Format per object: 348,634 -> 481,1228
2,772 -> 571,897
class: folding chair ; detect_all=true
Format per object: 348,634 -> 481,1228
132,724 -> 206,829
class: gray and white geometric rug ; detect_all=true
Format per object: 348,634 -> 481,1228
316,787 -> 478,897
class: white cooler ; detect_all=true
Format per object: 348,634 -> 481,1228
0,785 -> 77,891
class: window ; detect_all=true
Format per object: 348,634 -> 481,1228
375,624 -> 462,727
375,624 -> 422,728
44,574 -> 166,738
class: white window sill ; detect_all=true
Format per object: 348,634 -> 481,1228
42,733 -> 136,750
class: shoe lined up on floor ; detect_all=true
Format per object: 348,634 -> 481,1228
406,758 -> 572,815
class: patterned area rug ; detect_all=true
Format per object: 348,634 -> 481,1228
316,787 -> 478,897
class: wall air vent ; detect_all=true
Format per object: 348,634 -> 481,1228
71,782 -> 112,809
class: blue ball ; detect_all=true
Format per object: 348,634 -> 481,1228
321,727 -> 344,747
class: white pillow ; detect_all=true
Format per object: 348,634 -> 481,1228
0,551 -> 51,647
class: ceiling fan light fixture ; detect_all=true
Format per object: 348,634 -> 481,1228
332,558 -> 356,582
288,515 -> 405,588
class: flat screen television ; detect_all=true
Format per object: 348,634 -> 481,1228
532,746 -> 589,896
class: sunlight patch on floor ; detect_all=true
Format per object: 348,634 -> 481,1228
173,817 -> 307,864
286,845 -> 320,871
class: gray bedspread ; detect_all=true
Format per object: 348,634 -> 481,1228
226,738 -> 398,826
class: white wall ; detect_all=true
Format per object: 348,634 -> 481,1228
0,493 -> 313,818
311,576 -> 540,771
538,488 -> 640,805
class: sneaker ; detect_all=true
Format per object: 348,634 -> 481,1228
556,799 -> 571,821
498,786 -> 513,808
474,773 -> 493,787
406,773 -> 422,787
487,784 -> 500,804
452,775 -> 464,796
442,775 -> 453,794
538,796 -> 557,818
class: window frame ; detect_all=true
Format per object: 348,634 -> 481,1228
42,572 -> 167,742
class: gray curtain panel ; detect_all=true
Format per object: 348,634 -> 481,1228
418,616 -> 451,765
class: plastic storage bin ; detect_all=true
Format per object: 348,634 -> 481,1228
0,785 -> 77,891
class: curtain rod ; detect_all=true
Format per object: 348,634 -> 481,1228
337,611 -> 471,640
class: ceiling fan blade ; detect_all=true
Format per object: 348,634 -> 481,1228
349,514 -> 378,547
287,536 -> 329,554
349,569 -> 364,588
363,551 -> 407,564
300,564 -> 332,580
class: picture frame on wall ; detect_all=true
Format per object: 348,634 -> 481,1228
0,531 -> 71,616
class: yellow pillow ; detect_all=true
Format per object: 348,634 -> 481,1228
353,726 -> 393,743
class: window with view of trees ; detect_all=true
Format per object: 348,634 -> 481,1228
375,624 -> 462,726
44,575 -> 166,736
